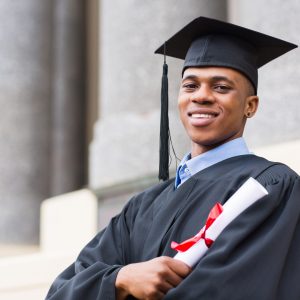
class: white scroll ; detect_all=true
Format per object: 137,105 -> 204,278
174,177 -> 268,268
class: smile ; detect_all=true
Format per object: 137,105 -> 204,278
187,110 -> 219,127
190,113 -> 217,119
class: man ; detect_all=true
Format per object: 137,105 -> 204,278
46,17 -> 300,300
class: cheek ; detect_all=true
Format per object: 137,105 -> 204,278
222,99 -> 245,120
177,91 -> 185,105
177,96 -> 188,115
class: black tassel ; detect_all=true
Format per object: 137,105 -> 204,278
158,44 -> 169,181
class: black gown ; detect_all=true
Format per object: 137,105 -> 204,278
45,155 -> 300,300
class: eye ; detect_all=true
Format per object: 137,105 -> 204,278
182,82 -> 198,91
214,84 -> 231,93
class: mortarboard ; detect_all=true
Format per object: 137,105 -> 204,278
155,16 -> 297,181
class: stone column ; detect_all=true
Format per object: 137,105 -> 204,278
0,0 -> 87,244
0,1 -> 53,244
90,0 -> 228,188
50,0 -> 87,196
228,0 -> 300,148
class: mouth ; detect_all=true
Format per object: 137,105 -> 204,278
187,110 -> 219,126
188,113 -> 218,119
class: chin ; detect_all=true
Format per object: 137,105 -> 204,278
190,134 -> 222,146
190,134 -> 238,151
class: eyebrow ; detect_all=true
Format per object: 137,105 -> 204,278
211,76 -> 236,86
181,74 -> 237,86
181,74 -> 199,82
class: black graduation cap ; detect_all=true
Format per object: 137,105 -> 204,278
155,16 -> 297,181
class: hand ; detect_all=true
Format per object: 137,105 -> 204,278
115,256 -> 191,300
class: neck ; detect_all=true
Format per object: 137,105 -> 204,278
190,136 -> 244,158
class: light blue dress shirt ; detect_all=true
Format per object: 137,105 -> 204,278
175,137 -> 251,188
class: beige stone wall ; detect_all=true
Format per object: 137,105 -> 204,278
89,0 -> 228,188
229,0 -> 300,149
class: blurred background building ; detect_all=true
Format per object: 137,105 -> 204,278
0,0 -> 299,298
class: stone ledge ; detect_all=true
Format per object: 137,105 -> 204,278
40,189 -> 98,253
0,188 -> 99,300
0,252 -> 76,300
0,244 -> 39,258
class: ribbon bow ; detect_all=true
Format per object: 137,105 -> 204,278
171,202 -> 223,252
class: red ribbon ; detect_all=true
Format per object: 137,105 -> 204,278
171,202 -> 223,252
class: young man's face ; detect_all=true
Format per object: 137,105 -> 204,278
178,67 -> 258,157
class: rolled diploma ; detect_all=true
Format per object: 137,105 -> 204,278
174,177 -> 268,267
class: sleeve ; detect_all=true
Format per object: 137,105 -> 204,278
164,168 -> 300,300
45,200 -> 135,300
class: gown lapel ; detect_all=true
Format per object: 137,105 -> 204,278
141,178 -> 198,260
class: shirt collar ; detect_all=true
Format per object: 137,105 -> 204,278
175,137 -> 250,188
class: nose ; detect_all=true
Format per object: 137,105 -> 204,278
190,85 -> 215,105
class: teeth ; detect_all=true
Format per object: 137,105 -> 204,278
191,113 -> 215,119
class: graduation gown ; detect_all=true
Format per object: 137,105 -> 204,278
45,155 -> 300,300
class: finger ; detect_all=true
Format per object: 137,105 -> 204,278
168,258 -> 192,278
163,271 -> 184,287
147,291 -> 165,300
156,279 -> 174,294
144,288 -> 166,300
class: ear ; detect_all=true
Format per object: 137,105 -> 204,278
244,95 -> 259,118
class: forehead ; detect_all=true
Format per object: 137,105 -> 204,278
182,66 -> 248,84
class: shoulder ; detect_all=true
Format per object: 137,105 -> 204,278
253,158 -> 299,204
121,178 -> 174,217
140,178 -> 175,198
129,178 -> 174,204
255,157 -> 298,185
230,154 -> 299,190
